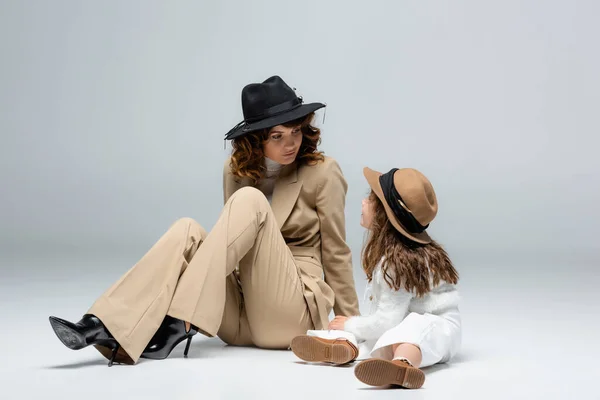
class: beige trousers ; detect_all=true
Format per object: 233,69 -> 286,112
88,187 -> 313,363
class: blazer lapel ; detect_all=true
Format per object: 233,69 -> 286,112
271,162 -> 303,230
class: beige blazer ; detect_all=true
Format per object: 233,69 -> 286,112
223,155 -> 360,329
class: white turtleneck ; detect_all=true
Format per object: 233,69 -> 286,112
258,157 -> 284,203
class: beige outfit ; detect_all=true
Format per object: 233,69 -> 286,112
88,156 -> 359,363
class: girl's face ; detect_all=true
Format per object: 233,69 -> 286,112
263,124 -> 303,165
360,196 -> 375,229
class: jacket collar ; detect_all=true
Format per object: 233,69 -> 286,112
271,161 -> 302,229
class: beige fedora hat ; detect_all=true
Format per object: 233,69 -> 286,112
363,167 -> 438,244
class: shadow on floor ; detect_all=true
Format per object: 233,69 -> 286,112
42,358 -> 117,369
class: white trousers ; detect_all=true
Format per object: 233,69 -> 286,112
307,308 -> 461,368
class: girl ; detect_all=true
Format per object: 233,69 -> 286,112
48,75 -> 359,366
290,166 -> 461,389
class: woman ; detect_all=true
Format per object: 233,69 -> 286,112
48,75 -> 360,366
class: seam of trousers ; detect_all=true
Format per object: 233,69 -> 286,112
183,238 -> 198,270
126,287 -> 166,339
169,221 -> 205,328
124,222 -> 193,339
182,220 -> 195,268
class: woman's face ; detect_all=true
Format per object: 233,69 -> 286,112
263,124 -> 303,165
360,196 -> 375,229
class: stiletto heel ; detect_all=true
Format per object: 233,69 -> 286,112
140,316 -> 198,360
108,344 -> 120,367
49,314 -> 125,366
184,336 -> 192,358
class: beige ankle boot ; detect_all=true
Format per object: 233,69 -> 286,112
354,358 -> 425,389
290,335 -> 359,365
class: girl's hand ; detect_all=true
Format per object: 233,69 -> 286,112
328,316 -> 349,330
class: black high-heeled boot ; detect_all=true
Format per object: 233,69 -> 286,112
49,314 -> 122,367
140,316 -> 198,360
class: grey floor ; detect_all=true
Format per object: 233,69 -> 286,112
1,256 -> 598,399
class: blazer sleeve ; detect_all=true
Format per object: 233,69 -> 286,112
223,158 -> 234,204
316,159 -> 360,317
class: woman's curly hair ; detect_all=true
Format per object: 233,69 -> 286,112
229,112 -> 324,185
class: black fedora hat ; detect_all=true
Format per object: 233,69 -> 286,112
224,75 -> 326,140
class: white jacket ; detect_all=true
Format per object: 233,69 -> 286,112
344,259 -> 460,342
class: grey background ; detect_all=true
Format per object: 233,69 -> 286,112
2,0 -> 599,271
0,1 -> 599,398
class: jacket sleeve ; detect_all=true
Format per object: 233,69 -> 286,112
344,271 -> 412,341
223,157 -> 234,204
316,159 -> 360,317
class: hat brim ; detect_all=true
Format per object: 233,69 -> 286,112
225,102 -> 325,140
363,167 -> 432,244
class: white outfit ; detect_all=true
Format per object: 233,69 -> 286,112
257,157 -> 283,203
307,259 -> 461,368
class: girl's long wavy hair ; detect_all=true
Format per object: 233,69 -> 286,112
229,112 -> 324,185
361,191 -> 459,297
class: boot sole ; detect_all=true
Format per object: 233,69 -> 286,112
354,359 -> 425,389
290,335 -> 356,365
49,317 -> 86,350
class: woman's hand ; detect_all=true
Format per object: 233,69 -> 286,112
328,316 -> 349,330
